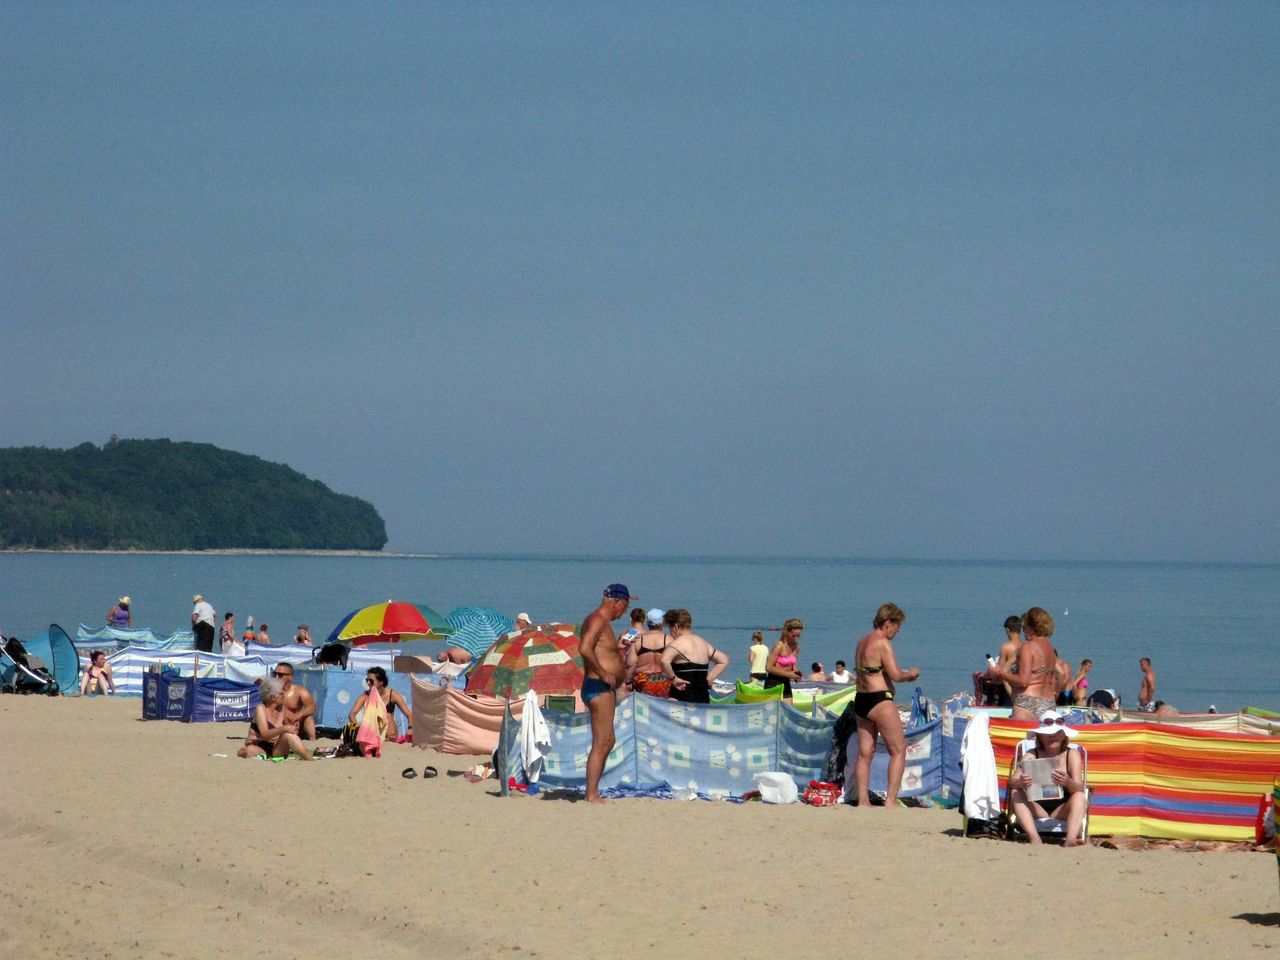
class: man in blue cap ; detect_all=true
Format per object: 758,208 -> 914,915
579,583 -> 635,804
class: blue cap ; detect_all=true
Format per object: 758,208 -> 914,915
603,583 -> 636,601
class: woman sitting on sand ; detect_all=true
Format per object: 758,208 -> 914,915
348,667 -> 412,742
660,609 -> 729,704
1006,709 -> 1086,846
80,650 -> 115,696
763,619 -> 804,697
239,676 -> 314,760
987,607 -> 1059,721
626,608 -> 672,697
851,603 -> 920,807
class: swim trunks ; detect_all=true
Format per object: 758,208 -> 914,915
581,677 -> 615,705
853,690 -> 894,719
1013,694 -> 1055,717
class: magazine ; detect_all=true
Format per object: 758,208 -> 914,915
1017,757 -> 1064,802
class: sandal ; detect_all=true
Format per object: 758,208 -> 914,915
401,767 -> 418,779
423,766 -> 438,778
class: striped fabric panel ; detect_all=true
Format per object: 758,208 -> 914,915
1273,778 -> 1279,895
91,647 -> 268,697
989,719 -> 1280,842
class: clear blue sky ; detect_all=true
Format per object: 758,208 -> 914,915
3,3 -> 1276,561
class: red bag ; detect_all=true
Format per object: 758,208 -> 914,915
803,780 -> 842,806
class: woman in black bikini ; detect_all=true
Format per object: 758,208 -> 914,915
851,603 -> 920,807
79,650 -> 115,696
348,666 -> 412,742
659,609 -> 729,704
238,677 -> 314,760
625,608 -> 672,698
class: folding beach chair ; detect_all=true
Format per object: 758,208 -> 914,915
1003,738 -> 1090,844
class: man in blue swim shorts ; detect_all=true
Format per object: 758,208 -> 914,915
579,582 -> 635,804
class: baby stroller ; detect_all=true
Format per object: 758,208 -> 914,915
0,637 -> 60,696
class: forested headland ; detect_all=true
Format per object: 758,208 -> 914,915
0,439 -> 388,550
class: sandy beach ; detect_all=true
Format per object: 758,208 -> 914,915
1,695 -> 1275,960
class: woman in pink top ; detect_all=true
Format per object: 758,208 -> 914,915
764,618 -> 803,698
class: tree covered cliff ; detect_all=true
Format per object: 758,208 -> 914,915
0,439 -> 387,550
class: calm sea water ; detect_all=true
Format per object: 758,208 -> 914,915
2,553 -> 1276,711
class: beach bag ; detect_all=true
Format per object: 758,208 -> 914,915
339,722 -> 365,757
803,780 -> 842,807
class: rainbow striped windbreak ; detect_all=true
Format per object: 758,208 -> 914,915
989,719 -> 1280,842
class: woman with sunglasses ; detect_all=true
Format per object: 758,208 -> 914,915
348,666 -> 412,743
238,676 -> 315,760
763,619 -> 805,698
851,603 -> 920,807
1006,709 -> 1086,846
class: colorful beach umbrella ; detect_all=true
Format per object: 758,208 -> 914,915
326,601 -> 452,647
444,606 -> 515,659
466,622 -> 583,699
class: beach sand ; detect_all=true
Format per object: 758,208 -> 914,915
1,695 -> 1276,960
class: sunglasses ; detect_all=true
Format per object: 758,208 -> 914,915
1040,717 -> 1065,726
272,670 -> 291,678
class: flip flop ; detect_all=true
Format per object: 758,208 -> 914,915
401,767 -> 418,779
423,766 -> 438,778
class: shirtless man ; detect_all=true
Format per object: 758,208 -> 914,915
1138,657 -> 1157,712
272,662 -> 317,740
995,615 -> 1022,706
579,583 -> 634,804
437,645 -> 473,665
988,607 -> 1059,722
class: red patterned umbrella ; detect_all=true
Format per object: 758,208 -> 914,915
466,622 -> 583,698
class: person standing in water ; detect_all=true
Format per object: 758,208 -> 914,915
1138,657 -> 1157,712
106,596 -> 132,628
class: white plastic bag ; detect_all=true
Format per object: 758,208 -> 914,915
754,771 -> 798,804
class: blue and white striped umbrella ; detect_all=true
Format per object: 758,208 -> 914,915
444,606 -> 516,658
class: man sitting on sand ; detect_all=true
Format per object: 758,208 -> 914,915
579,583 -> 633,804
273,662 -> 316,740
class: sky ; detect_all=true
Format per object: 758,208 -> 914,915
2,3 -> 1276,562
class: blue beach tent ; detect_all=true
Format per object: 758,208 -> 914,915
2,625 -> 80,694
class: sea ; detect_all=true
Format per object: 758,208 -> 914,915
2,553 -> 1276,712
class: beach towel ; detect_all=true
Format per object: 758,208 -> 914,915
356,690 -> 388,758
960,711 -> 1000,822
519,689 -> 551,784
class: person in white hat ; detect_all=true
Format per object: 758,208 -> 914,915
191,594 -> 216,652
1006,709 -> 1087,846
106,596 -> 132,628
